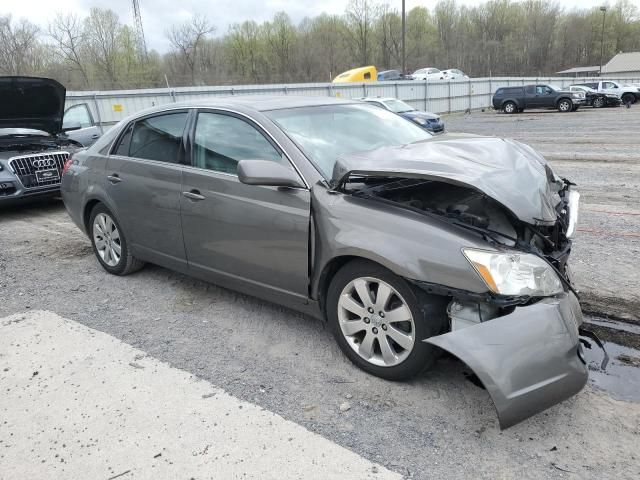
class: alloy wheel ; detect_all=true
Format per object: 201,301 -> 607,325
559,100 -> 571,112
93,212 -> 122,267
337,277 -> 415,367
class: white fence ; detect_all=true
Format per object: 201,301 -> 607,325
66,76 -> 640,127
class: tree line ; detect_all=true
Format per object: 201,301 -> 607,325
1,0 -> 639,91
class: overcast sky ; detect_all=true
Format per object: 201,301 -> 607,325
2,0 -> 625,53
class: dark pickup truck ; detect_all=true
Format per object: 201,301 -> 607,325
492,84 -> 586,113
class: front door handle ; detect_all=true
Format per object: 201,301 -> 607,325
107,174 -> 122,184
91,133 -> 100,139
182,190 -> 206,201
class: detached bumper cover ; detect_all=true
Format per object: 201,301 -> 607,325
425,292 -> 587,429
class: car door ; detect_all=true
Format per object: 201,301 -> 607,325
523,85 -> 537,107
601,81 -> 619,96
105,110 -> 189,272
63,103 -> 102,146
180,109 -> 311,304
530,85 -> 552,108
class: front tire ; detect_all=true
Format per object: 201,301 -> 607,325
558,98 -> 573,112
90,204 -> 144,275
326,259 -> 447,381
592,97 -> 605,108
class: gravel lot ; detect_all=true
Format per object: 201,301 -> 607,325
1,106 -> 639,479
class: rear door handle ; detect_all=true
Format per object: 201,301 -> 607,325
91,134 -> 100,139
107,174 -> 122,184
182,190 -> 205,201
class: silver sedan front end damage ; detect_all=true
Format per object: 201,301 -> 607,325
425,292 -> 588,429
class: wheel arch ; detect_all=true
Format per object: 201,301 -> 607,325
82,195 -> 120,236
501,98 -> 520,108
83,198 -> 102,234
315,255 -> 379,318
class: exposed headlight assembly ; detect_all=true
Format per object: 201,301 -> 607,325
412,117 -> 428,125
463,249 -> 564,297
565,189 -> 580,238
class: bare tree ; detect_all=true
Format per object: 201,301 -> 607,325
84,8 -> 121,87
167,15 -> 214,85
0,15 -> 40,75
263,12 -> 297,82
345,0 -> 380,66
48,13 -> 90,87
226,21 -> 264,83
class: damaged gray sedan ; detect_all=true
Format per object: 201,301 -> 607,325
60,96 -> 603,428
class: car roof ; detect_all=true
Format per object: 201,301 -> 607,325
360,97 -> 398,103
129,95 -> 362,118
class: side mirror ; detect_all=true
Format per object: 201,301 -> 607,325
237,160 -> 305,188
62,122 -> 82,132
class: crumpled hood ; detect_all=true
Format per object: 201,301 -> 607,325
0,77 -> 66,134
332,134 -> 563,225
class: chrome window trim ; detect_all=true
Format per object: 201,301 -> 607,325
107,105 -> 310,190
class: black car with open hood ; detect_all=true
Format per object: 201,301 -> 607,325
0,76 -> 67,134
0,76 -> 83,205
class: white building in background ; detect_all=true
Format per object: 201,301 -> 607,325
601,52 -> 640,79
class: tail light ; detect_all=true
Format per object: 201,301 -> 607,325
62,155 -> 74,175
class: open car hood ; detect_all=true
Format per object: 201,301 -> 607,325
0,77 -> 66,135
332,134 -> 563,225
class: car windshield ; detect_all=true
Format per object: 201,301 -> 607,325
266,104 -> 432,179
382,99 -> 415,113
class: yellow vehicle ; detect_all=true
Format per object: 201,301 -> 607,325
332,66 -> 377,83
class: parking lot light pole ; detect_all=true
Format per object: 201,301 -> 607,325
402,0 -> 406,76
599,6 -> 607,76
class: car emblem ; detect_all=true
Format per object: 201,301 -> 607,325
33,158 -> 55,168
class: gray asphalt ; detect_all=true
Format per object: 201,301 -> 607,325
1,106 -> 640,478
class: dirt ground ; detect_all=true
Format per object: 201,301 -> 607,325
1,105 -> 639,479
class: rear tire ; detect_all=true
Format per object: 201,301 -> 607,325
503,101 -> 517,114
326,259 -> 447,381
621,93 -> 636,105
558,98 -> 573,112
89,204 -> 145,276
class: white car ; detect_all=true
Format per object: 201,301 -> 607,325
411,68 -> 444,81
441,69 -> 468,80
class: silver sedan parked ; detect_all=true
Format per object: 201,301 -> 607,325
61,96 -> 603,429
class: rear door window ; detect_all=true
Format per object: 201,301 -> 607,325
128,112 -> 188,163
112,124 -> 133,156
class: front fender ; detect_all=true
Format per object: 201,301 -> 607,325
426,292 -> 588,429
310,185 -> 491,299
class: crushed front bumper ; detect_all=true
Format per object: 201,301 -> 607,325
425,292 -> 589,429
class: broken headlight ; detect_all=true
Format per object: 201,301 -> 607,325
463,249 -> 563,296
